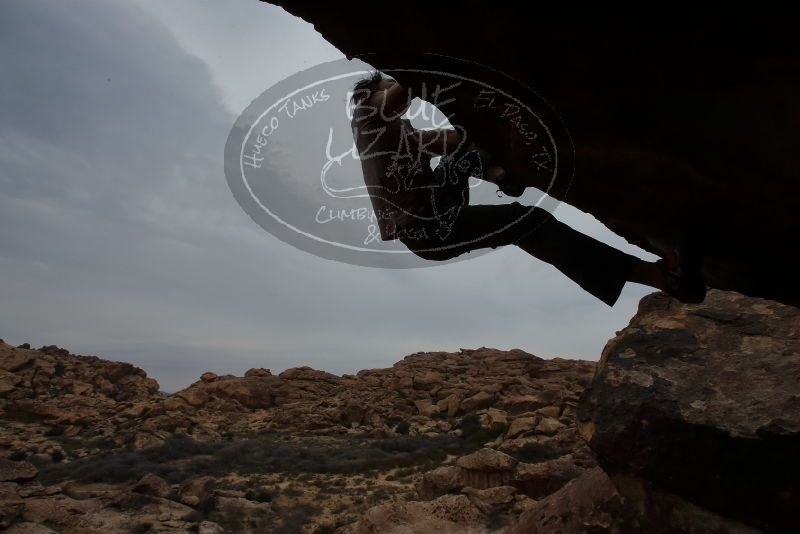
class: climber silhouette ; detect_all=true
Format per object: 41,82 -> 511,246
350,72 -> 706,306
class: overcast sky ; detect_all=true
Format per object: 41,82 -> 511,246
0,0 -> 656,392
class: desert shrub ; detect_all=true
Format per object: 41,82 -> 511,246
85,435 -> 116,450
3,403 -> 49,423
40,450 -> 149,484
39,428 -> 498,486
273,503 -> 319,534
144,435 -> 215,462
506,442 -> 566,463
394,467 -> 414,478
184,510 -> 204,524
368,487 -> 392,504
488,508 -> 511,530
460,413 -> 482,434
283,486 -> 303,498
245,488 -> 273,502
44,425 -> 65,437
459,412 -> 504,448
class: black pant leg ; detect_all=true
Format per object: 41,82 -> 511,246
514,216 -> 640,306
399,202 -> 549,260
401,203 -> 640,306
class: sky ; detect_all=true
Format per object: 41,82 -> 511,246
0,0 -> 657,392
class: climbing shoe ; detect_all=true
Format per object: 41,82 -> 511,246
657,247 -> 707,303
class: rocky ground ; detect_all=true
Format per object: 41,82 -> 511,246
0,335 -> 596,532
1,289 -> 797,533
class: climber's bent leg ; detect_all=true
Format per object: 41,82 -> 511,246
513,214 -> 641,306
398,202 -> 547,262
399,202 -> 645,307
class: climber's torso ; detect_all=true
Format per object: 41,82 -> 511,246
351,104 -> 460,241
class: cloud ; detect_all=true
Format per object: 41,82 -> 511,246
129,0 -> 346,114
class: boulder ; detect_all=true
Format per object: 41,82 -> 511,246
244,367 -> 271,377
200,372 -> 218,383
278,366 -> 337,381
175,387 -> 209,407
0,482 -> 24,529
534,416 -> 565,435
480,408 -> 508,433
454,448 -> 518,490
341,494 -> 485,534
510,455 -> 584,499
455,448 -> 517,472
413,398 -> 438,418
460,391 -> 495,412
503,468 -> 632,534
175,375 -> 285,410
0,370 -> 21,395
505,416 -> 538,439
461,485 -> 517,514
416,466 -> 463,500
178,476 -> 216,507
438,393 -> 462,417
535,405 -> 562,419
0,350 -> 33,373
413,371 -> 443,389
498,394 -> 549,414
197,521 -> 226,534
578,290 -> 800,532
0,460 -> 36,482
131,473 -> 171,498
504,467 -> 760,534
